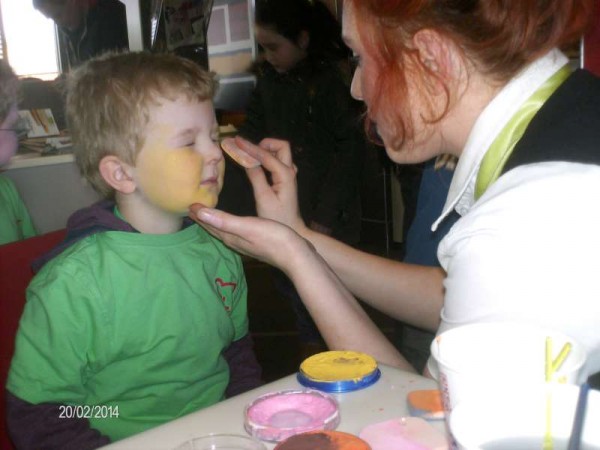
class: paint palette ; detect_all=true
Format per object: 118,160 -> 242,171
244,389 -> 340,442
274,430 -> 370,450
297,350 -> 381,393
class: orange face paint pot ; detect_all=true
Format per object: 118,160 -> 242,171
274,430 -> 371,450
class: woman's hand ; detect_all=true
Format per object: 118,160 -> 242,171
234,137 -> 307,235
189,136 -> 313,272
189,205 -> 311,271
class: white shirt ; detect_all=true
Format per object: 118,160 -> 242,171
429,50 -> 600,377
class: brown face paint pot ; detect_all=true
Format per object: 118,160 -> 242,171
274,430 -> 371,450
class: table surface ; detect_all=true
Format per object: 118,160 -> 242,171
100,365 -> 444,450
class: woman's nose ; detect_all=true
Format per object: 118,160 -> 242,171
263,50 -> 275,66
350,68 -> 363,101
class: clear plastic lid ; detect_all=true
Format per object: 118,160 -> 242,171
173,433 -> 267,450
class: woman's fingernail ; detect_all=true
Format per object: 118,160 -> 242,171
198,208 -> 223,228
198,208 -> 214,220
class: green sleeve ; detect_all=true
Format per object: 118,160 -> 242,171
0,176 -> 36,244
12,196 -> 36,241
228,252 -> 250,342
16,201 -> 37,240
7,259 -> 104,404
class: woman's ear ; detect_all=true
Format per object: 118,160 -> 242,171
412,28 -> 460,79
99,155 -> 136,194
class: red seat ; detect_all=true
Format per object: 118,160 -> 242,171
0,229 -> 66,450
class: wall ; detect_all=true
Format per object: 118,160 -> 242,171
4,157 -> 100,234
207,0 -> 256,111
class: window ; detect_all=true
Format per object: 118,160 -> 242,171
0,2 -> 5,59
0,0 -> 59,79
208,1 -> 254,55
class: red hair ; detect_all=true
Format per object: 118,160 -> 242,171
346,0 -> 596,151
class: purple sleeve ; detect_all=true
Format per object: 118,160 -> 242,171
223,333 -> 264,398
5,390 -> 111,450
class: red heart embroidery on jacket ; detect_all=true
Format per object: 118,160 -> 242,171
215,278 -> 237,312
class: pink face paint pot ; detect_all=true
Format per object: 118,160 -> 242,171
297,351 -> 381,393
274,430 -> 371,450
244,389 -> 340,442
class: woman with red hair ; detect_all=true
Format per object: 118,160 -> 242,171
191,0 -> 600,379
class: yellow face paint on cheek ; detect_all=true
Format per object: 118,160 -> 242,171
137,142 -> 222,213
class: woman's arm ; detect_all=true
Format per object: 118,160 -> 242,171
299,227 -> 445,333
210,137 -> 446,332
289,237 -> 415,370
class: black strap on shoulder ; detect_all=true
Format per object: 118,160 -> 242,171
502,69 -> 600,174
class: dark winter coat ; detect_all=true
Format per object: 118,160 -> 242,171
222,58 -> 367,244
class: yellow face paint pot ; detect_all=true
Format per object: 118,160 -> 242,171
297,351 -> 380,393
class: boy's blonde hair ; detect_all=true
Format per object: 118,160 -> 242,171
0,60 -> 18,123
66,51 -> 217,198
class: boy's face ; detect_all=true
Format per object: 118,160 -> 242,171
134,96 -> 225,214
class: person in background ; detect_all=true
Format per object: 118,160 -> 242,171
219,0 -> 367,358
33,0 -> 129,71
6,52 -> 262,449
0,60 -> 36,245
190,0 -> 600,380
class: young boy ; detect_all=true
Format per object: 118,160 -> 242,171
0,60 -> 37,244
6,52 -> 262,449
